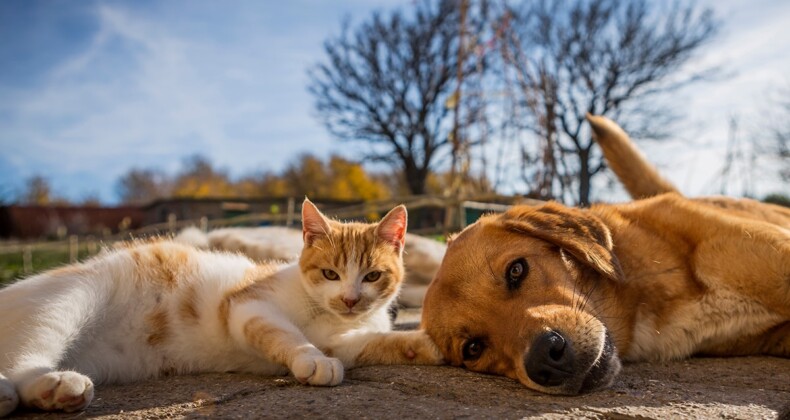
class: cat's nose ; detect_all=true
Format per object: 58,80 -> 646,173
342,297 -> 359,309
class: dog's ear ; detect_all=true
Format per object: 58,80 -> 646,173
501,202 -> 624,282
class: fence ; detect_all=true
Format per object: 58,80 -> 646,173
0,195 -> 542,284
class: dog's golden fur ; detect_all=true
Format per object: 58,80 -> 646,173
421,115 -> 790,395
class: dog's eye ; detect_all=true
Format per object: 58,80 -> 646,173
322,269 -> 339,280
462,339 -> 485,361
505,258 -> 529,290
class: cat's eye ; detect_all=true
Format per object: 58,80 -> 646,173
322,269 -> 339,281
462,338 -> 485,361
363,271 -> 381,282
505,258 -> 529,290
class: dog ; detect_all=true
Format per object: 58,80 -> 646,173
421,115 -> 790,395
175,227 -> 446,308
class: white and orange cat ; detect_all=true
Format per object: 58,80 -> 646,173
0,199 -> 442,416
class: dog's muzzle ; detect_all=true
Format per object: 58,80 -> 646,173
525,331 -> 575,387
525,330 -> 620,394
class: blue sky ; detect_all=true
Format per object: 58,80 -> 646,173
0,0 -> 788,204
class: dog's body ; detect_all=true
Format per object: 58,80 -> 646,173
422,115 -> 790,395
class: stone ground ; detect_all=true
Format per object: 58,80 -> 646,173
7,310 -> 790,419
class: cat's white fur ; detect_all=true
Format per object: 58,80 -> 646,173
0,200 -> 441,416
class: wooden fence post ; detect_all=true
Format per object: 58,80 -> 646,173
459,203 -> 467,229
286,197 -> 295,227
69,235 -> 79,263
23,246 -> 33,274
87,237 -> 98,255
168,213 -> 177,234
443,200 -> 455,236
200,216 -> 209,232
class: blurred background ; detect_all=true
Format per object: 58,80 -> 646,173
0,0 -> 788,279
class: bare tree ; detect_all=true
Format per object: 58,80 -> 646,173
20,176 -> 54,205
172,155 -> 237,198
309,0 -> 487,195
500,0 -> 717,205
116,168 -> 170,205
767,88 -> 790,182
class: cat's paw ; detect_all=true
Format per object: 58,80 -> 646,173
401,330 -> 444,365
291,354 -> 344,386
20,371 -> 94,412
0,378 -> 18,417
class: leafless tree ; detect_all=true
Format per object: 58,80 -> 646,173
116,168 -> 170,205
20,175 -> 54,205
309,0 -> 488,195
766,88 -> 790,183
500,0 -> 718,205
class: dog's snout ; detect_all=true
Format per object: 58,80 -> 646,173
526,331 -> 575,387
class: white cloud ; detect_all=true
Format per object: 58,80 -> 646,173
1,0 -> 786,202
2,2 -> 343,201
639,0 -> 790,198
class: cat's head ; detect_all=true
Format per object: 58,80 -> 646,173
298,198 -> 406,320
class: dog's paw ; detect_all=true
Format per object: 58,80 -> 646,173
0,377 -> 19,417
291,354 -> 344,386
400,330 -> 445,365
20,371 -> 94,412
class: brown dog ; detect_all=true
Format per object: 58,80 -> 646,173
421,115 -> 790,395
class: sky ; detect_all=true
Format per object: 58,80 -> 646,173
0,0 -> 788,204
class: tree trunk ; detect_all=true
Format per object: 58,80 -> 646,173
404,165 -> 426,195
578,148 -> 591,207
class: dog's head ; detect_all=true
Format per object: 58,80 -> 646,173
422,202 -> 623,395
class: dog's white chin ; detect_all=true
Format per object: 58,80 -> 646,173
577,330 -> 621,394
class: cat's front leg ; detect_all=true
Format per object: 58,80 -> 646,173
289,349 -> 344,386
229,302 -> 344,386
9,368 -> 93,413
328,330 -> 444,368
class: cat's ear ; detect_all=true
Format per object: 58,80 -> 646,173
375,205 -> 407,252
302,198 -> 332,246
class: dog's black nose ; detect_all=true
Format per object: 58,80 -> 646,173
525,331 -> 575,387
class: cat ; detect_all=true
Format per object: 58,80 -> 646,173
0,199 -> 443,416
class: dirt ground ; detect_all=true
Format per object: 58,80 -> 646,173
7,311 -> 790,419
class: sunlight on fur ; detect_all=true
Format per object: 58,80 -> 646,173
0,199 -> 443,416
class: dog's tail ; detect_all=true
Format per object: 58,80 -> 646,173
586,114 -> 680,199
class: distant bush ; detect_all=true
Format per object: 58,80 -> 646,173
763,194 -> 790,207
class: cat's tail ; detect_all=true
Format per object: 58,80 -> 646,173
586,114 -> 680,199
173,227 -> 210,249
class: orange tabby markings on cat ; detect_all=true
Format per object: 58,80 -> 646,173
0,199 -> 442,416
145,308 -> 170,346
178,284 -> 200,324
353,330 -> 447,366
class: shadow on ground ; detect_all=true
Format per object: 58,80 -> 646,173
8,357 -> 789,419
